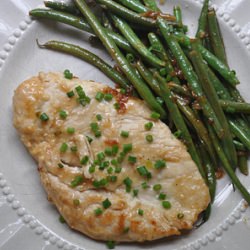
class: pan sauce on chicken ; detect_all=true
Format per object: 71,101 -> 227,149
13,72 -> 210,242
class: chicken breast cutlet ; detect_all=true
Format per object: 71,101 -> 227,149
13,72 -> 210,242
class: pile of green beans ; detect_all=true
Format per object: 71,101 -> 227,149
30,0 -> 250,213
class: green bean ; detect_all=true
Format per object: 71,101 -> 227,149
233,140 -> 247,151
206,67 -> 232,100
172,33 -> 240,87
196,0 -> 209,41
174,6 -> 184,33
29,8 -> 136,54
207,124 -> 250,204
155,73 -> 205,178
148,33 -> 168,61
115,0 -> 149,13
135,60 -> 161,95
147,33 -> 180,84
238,153 -> 249,176
176,99 -> 217,166
189,45 -> 237,167
75,0 -> 166,119
44,0 -> 80,15
142,0 -> 160,11
198,142 -> 216,202
111,14 -> 165,68
167,82 -> 191,97
228,87 -> 245,102
229,121 -> 250,151
207,8 -> 228,65
219,100 -> 250,114
173,32 -> 192,47
95,0 -> 156,27
38,40 -> 130,89
101,10 -> 115,31
206,67 -> 250,142
157,18 -> 224,139
196,44 -> 240,87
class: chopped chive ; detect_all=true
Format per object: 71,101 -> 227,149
111,159 -> 118,166
59,110 -> 67,119
99,161 -> 109,170
177,213 -> 184,219
133,189 -> 139,197
141,182 -> 149,189
123,177 -> 132,192
154,160 -> 166,169
123,227 -> 130,233
145,134 -> 153,143
94,130 -> 102,137
115,166 -> 122,173
137,166 -> 152,179
64,69 -> 73,79
96,114 -> 102,121
104,93 -> 113,101
94,207 -> 103,216
59,215 -> 66,223
73,199 -> 80,206
90,122 -> 101,138
95,91 -> 104,101
107,167 -> 113,174
40,112 -> 49,121
106,240 -> 116,249
158,193 -> 166,200
105,147 -> 113,156
70,175 -> 84,187
90,122 -> 99,131
70,146 -> 77,152
159,67 -> 167,76
150,111 -> 160,120
102,198 -> 112,209
111,145 -> 119,156
120,88 -> 126,94
162,201 -> 172,209
67,127 -> 75,134
114,102 -> 120,110
120,130 -> 129,138
123,143 -> 133,153
58,163 -> 64,168
86,135 -> 93,144
75,85 -> 85,98
174,130 -> 182,138
109,175 -> 117,182
128,155 -> 137,164
144,122 -> 153,131
89,165 -> 95,173
93,178 -> 108,188
97,152 -> 105,162
153,184 -> 162,192
66,90 -> 75,98
78,95 -> 91,106
60,142 -> 68,153
80,155 -> 89,165
138,208 -> 144,216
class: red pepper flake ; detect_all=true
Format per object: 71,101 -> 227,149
104,139 -> 119,146
103,87 -> 130,114
140,11 -> 176,21
215,168 -> 225,180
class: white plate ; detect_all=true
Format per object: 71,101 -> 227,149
0,0 -> 250,249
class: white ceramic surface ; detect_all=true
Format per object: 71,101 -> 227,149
0,0 -> 250,249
